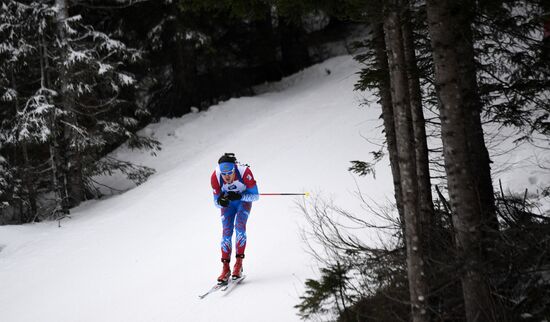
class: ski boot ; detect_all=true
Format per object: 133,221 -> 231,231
232,254 -> 244,279
217,258 -> 231,284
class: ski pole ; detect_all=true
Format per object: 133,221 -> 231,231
259,192 -> 310,196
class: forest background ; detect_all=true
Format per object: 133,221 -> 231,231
1,0 -> 550,321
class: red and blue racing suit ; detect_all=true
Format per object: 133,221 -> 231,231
211,164 -> 259,260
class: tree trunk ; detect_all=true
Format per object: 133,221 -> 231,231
67,149 -> 84,207
41,30 -> 67,217
454,4 -> 499,235
400,4 -> 435,315
21,144 -> 37,221
278,15 -> 311,75
372,23 -> 404,222
11,71 -> 37,223
400,1 -> 434,240
54,0 -> 79,212
170,3 -> 198,116
426,0 -> 499,320
384,4 -> 429,321
257,6 -> 282,82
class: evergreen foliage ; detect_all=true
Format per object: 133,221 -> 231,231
348,150 -> 383,179
298,0 -> 550,321
0,0 -> 362,223
295,263 -> 354,320
469,0 -> 550,144
296,194 -> 550,321
0,0 -> 159,223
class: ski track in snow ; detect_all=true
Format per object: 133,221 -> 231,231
0,55 -> 548,322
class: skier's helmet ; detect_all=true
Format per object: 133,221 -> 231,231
218,153 -> 236,173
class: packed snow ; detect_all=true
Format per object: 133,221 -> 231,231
0,55 -> 548,322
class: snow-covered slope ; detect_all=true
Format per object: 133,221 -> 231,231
0,55 -> 548,322
0,56 -> 388,322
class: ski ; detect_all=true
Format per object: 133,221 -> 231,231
198,282 -> 227,299
221,275 -> 246,295
198,275 -> 246,299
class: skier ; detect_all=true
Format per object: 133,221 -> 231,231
211,153 -> 259,284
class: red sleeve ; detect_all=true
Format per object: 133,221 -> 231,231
211,171 -> 221,195
242,168 -> 257,188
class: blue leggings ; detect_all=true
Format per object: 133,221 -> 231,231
220,201 -> 251,260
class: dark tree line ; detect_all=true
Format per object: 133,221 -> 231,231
299,0 -> 549,321
114,0 -> 359,118
0,0 -> 362,224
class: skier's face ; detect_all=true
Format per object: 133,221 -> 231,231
221,170 -> 235,184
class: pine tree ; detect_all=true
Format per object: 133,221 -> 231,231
383,1 -> 429,320
426,0 -> 500,320
0,0 -> 159,222
48,0 -> 158,211
1,1 -> 56,221
354,22 -> 405,221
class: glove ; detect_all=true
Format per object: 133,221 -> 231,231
217,194 -> 230,207
226,191 -> 242,201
